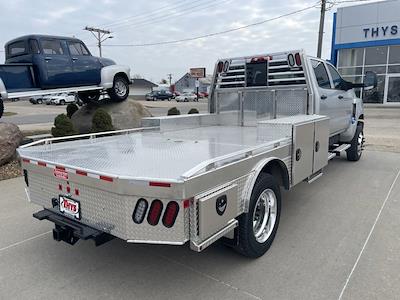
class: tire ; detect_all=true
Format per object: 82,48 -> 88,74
346,123 -> 364,161
108,75 -> 129,102
0,99 -> 4,119
60,100 -> 65,105
37,99 -> 43,104
78,91 -> 101,104
235,173 -> 281,258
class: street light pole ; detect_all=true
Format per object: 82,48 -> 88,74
84,26 -> 113,57
317,0 -> 326,58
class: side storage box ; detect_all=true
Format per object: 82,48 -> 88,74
197,184 -> 238,240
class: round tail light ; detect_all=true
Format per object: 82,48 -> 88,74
133,198 -> 148,224
147,200 -> 163,226
162,201 -> 180,228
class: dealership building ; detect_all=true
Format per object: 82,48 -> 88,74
331,0 -> 400,104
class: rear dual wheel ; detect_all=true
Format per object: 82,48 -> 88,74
235,173 -> 281,258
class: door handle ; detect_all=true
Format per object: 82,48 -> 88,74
338,95 -> 344,99
44,57 -> 52,61
72,57 -> 78,61
321,95 -> 327,100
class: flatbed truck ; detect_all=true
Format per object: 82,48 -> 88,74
18,50 -> 376,257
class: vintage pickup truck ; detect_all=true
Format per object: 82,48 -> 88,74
0,35 -> 131,118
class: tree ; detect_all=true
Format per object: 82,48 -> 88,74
160,79 -> 168,84
167,107 -> 180,115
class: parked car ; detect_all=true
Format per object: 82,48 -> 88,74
43,95 -> 53,105
29,95 -> 44,104
145,90 -> 173,101
51,93 -> 76,105
199,91 -> 209,98
176,92 -> 198,102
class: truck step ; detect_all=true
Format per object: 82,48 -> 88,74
328,144 -> 351,160
306,170 -> 323,184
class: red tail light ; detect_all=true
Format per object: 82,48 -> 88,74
295,52 -> 302,66
147,200 -> 163,226
133,198 -> 148,224
162,201 -> 180,228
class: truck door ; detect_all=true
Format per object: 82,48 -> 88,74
326,63 -> 353,132
310,59 -> 342,135
67,41 -> 101,86
39,39 -> 74,88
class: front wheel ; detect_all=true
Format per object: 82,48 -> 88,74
108,75 -> 129,102
346,123 -> 364,161
60,100 -> 65,105
235,173 -> 281,258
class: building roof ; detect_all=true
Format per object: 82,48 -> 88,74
131,78 -> 158,88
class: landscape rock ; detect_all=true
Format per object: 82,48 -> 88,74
71,99 -> 152,134
0,122 -> 23,166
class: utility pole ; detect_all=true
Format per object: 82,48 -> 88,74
167,73 -> 172,86
317,0 -> 326,58
84,26 -> 113,57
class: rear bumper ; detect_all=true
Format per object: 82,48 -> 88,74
33,209 -> 114,246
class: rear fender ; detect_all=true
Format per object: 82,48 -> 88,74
100,65 -> 130,89
242,157 -> 290,213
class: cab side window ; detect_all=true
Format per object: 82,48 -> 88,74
327,64 -> 344,90
68,41 -> 90,56
311,59 -> 331,89
41,40 -> 64,55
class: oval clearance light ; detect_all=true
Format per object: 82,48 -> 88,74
162,201 -> 180,228
133,198 -> 149,224
288,54 -> 295,67
295,52 -> 302,66
147,200 -> 163,226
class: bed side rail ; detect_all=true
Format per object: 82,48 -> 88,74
19,126 -> 159,149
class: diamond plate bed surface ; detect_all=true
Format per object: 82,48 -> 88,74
19,126 -> 283,181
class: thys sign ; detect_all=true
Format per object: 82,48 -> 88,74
363,25 -> 398,39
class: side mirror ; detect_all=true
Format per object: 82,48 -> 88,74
363,71 -> 377,91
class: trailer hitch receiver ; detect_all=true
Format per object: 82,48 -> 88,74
33,209 -> 114,246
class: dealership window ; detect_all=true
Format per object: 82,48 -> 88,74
389,45 -> 400,64
365,46 -> 388,65
338,48 -> 364,67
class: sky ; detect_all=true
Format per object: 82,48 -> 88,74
0,0 -> 366,83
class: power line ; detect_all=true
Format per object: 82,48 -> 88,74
103,4 -> 319,47
84,27 -> 113,57
98,0 -> 196,28
111,0 -> 231,32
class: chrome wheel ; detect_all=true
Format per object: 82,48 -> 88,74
252,188 -> 277,243
357,130 -> 364,156
114,80 -> 127,97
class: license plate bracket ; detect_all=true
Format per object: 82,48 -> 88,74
59,195 -> 81,220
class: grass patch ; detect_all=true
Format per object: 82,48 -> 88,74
3,112 -> 17,117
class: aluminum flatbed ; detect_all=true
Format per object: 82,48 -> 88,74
19,124 -> 288,182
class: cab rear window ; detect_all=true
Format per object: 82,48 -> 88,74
8,41 -> 27,57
